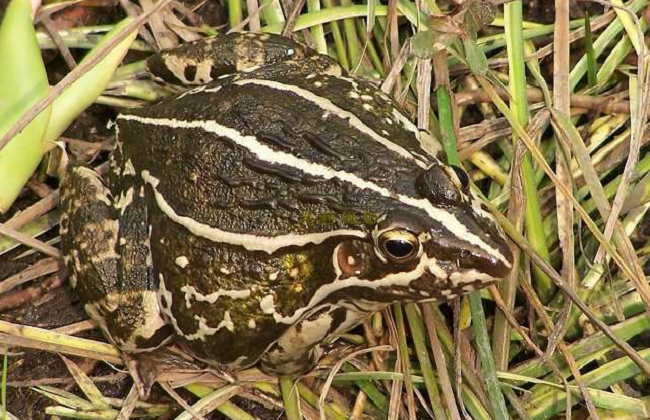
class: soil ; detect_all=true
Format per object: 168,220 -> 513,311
523,0 -> 605,23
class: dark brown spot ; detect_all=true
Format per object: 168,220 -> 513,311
184,65 -> 197,82
135,324 -> 173,348
210,66 -> 221,80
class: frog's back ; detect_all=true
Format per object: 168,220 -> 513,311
117,57 -> 437,217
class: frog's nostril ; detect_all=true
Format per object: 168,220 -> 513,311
454,243 -> 512,280
481,249 -> 513,279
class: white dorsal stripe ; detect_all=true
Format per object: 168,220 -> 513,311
233,79 -> 429,168
141,169 -> 366,253
121,114 -> 510,266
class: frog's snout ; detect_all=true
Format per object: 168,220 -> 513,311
423,209 -> 513,282
469,243 -> 513,279
425,238 -> 512,281
472,215 -> 514,280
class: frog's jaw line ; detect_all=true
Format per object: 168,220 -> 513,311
122,114 -> 510,267
449,270 -> 498,287
232,79 -> 429,168
265,254 -> 449,325
140,169 -> 367,253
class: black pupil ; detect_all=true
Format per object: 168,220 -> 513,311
385,239 -> 414,259
451,165 -> 470,189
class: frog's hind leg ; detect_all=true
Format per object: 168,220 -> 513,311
61,166 -> 171,351
146,32 -> 322,86
60,166 -> 172,394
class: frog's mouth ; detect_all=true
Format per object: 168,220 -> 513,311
419,256 -> 503,297
421,237 -> 512,282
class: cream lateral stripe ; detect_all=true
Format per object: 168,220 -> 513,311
121,114 -> 511,266
140,170 -> 366,254
267,254 -> 495,325
232,79 -> 429,168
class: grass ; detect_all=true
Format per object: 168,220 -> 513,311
1,0 -> 650,419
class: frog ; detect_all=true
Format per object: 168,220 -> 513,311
59,32 -> 513,377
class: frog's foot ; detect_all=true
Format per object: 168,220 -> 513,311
61,166 -> 172,356
258,310 -> 327,376
125,347 -> 233,398
123,353 -> 158,399
123,350 -> 192,398
260,345 -> 323,377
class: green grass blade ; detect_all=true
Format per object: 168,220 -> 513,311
280,376 -> 301,420
469,293 -> 510,420
405,304 -> 447,420
584,13 -> 597,87
307,0 -> 328,54
569,0 -> 648,91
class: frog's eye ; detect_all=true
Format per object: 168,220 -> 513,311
378,229 -> 420,262
450,165 -> 470,191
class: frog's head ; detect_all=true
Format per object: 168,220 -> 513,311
334,162 -> 512,301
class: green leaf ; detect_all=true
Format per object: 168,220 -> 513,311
43,18 -> 138,146
0,0 -> 51,212
411,31 -> 436,59
463,35 -> 488,75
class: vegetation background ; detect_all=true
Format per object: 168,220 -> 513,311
1,0 -> 650,419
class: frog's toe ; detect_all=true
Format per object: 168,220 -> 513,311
124,348 -> 217,399
123,353 -> 157,399
259,345 -> 322,377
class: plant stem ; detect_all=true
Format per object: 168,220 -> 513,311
280,376 -> 301,420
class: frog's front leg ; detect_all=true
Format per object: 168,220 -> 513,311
60,166 -> 172,353
260,304 -> 371,375
146,32 -> 323,86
